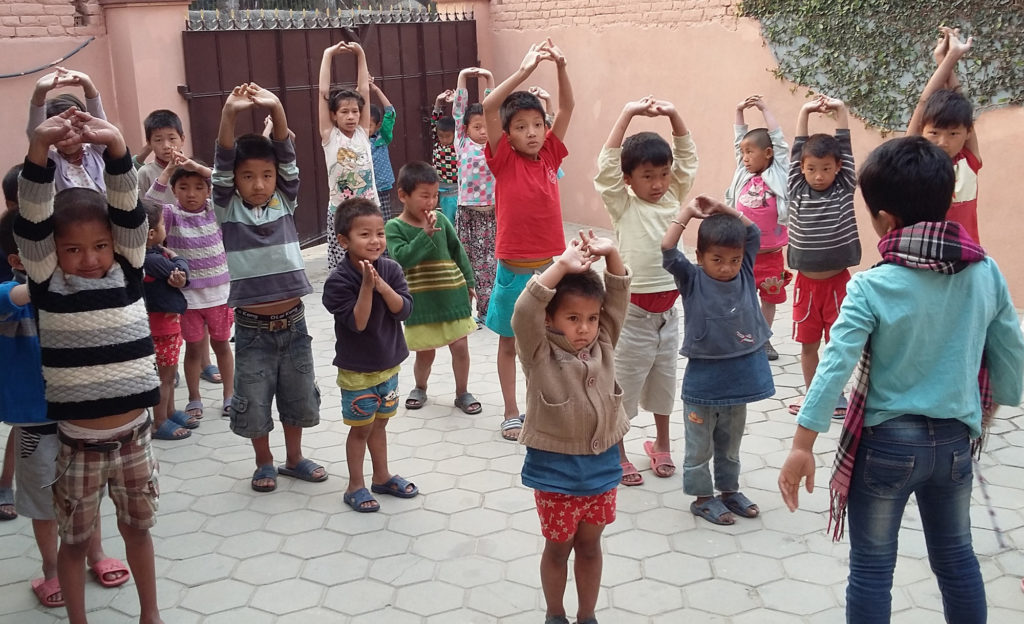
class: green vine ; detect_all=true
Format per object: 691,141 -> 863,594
739,0 -> 1024,131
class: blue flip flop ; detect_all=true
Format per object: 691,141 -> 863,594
152,419 -> 191,441
169,410 -> 199,430
251,464 -> 277,492
277,458 -> 328,482
371,474 -> 418,498
200,364 -> 222,384
343,487 -> 379,512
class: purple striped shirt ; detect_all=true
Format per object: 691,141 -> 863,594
160,193 -> 230,308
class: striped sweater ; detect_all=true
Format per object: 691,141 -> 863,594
212,137 -> 312,307
13,152 -> 160,421
385,211 -> 475,326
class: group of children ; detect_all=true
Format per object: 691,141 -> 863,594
0,26 -> 1021,624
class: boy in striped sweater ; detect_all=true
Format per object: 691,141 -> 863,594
15,109 -> 162,624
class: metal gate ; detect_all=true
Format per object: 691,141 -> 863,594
179,9 -> 478,244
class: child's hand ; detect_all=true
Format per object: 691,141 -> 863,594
71,110 -> 123,149
327,41 -> 361,57
32,109 -> 78,150
649,99 -> 677,116
932,26 -> 952,65
693,194 -> 734,217
245,82 -> 280,109
555,238 -> 594,274
623,96 -> 655,117
171,150 -> 200,172
35,68 -> 70,94
544,38 -> 567,67
519,41 -> 553,73
422,210 -> 441,236
946,27 -> 973,59
819,96 -> 844,112
528,86 -> 551,101
435,89 -> 454,105
167,268 -> 187,289
359,259 -> 379,291
778,448 -> 815,512
801,98 -> 825,114
224,84 -> 253,114
578,229 -> 616,257
467,287 -> 477,305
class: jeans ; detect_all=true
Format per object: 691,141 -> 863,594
681,403 -> 746,496
846,414 -> 984,623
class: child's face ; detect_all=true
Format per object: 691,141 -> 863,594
739,138 -> 773,174
172,175 -> 210,213
697,245 -> 743,282
399,182 -> 440,215
55,219 -> 115,279
624,163 -> 672,204
506,109 -> 546,157
339,214 -> 386,265
148,213 -> 166,247
800,155 -> 840,192
466,115 -> 488,145
922,123 -> 970,159
148,128 -> 184,163
545,293 -> 602,351
332,99 -> 361,136
234,158 -> 276,207
436,129 -> 455,146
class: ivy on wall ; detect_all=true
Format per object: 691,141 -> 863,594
740,0 -> 1024,131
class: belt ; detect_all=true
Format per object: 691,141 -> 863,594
58,416 -> 152,453
235,303 -> 304,332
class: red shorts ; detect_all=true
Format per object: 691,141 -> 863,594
152,331 -> 183,368
180,305 -> 234,343
534,488 -> 616,543
753,249 -> 793,304
792,270 -> 850,344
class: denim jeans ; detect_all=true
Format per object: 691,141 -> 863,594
681,403 -> 746,496
846,414 -> 984,623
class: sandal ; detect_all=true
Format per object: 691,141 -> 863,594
31,576 -> 64,608
620,461 -> 644,486
343,487 -> 380,513
89,558 -> 130,588
720,491 -> 759,518
185,399 -> 204,420
371,474 -> 419,498
643,440 -> 675,478
405,387 -> 427,410
833,393 -> 849,420
222,397 -> 233,418
152,419 -> 191,441
251,464 -> 277,493
454,392 -> 482,415
169,409 -> 199,430
200,364 -> 222,384
0,487 -> 16,521
277,458 -> 328,483
690,497 -> 735,525
500,416 -> 523,441
788,399 -> 803,416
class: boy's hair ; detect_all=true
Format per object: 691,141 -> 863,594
0,207 -> 18,256
234,134 -> 276,169
801,133 -> 842,164
620,132 -> 673,175
144,202 -> 163,230
921,88 -> 974,130
499,91 -> 545,133
369,104 -> 382,125
143,109 -> 184,142
463,103 -> 484,128
696,213 -> 746,254
396,161 -> 440,195
45,93 -> 85,118
741,127 -> 772,151
436,116 -> 456,133
52,188 -> 110,238
3,164 -> 22,205
329,88 -> 364,113
859,136 -> 954,226
545,270 -> 606,317
335,197 -> 382,236
169,160 -> 211,189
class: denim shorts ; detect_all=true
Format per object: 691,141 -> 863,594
341,373 -> 400,426
230,313 -> 321,438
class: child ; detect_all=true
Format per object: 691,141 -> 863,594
778,136 -> 1024,623
143,203 -> 193,440
452,67 -> 497,321
662,196 -> 775,525
14,109 -> 161,624
726,95 -> 791,360
512,231 -> 629,624
213,83 -> 324,492
27,67 -> 108,193
787,96 -> 860,418
482,39 -> 574,441
595,96 -> 697,486
319,41 -> 378,270
369,77 -> 397,220
147,154 -> 235,420
385,162 -> 479,413
322,197 -> 417,512
431,89 -> 460,224
136,109 -> 185,206
907,27 -> 981,242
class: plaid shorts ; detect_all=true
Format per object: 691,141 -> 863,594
53,425 -> 159,544
534,488 -> 617,542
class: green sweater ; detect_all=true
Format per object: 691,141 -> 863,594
385,211 -> 476,326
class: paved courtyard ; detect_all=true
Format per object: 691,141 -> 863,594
1,225 -> 1023,623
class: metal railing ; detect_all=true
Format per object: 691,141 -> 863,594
186,1 -> 472,30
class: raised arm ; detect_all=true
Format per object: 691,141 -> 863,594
603,98 -> 651,149
482,41 -> 553,152
351,44 -> 372,134
795,98 -> 823,137
547,41 -> 574,141
217,84 -> 252,150
908,28 -> 973,135
821,96 -> 849,130
369,77 -> 392,108
246,82 -> 288,141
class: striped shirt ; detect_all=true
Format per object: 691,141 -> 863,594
154,184 -> 231,309
212,137 -> 312,307
786,129 -> 861,273
13,153 -> 160,420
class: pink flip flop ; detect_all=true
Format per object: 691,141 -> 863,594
643,440 -> 676,478
90,557 -> 130,588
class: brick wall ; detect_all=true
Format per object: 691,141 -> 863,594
0,0 -> 105,38
490,0 -> 740,30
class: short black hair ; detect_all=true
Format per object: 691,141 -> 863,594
329,88 -> 364,113
396,161 -> 440,195
234,134 -> 276,170
436,116 -> 456,133
145,202 -> 164,230
169,160 -> 211,189
499,91 -> 545,133
921,88 -> 974,130
143,109 -> 184,142
621,132 -> 673,176
696,213 -> 746,255
0,207 -> 18,258
463,103 -> 484,128
370,104 -> 382,125
335,197 -> 382,236
45,93 -> 85,118
546,270 -> 605,317
859,136 -> 954,226
3,164 -> 22,206
741,127 -> 772,151
801,133 -> 842,164
52,188 -> 110,239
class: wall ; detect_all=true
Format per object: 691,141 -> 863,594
478,0 -> 1024,301
0,0 -> 105,38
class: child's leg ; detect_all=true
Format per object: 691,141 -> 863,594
197,330 -> 216,379
449,336 -> 470,396
85,523 -> 129,586
800,341 -> 821,390
682,405 -> 732,524
183,339 -> 204,417
205,306 -> 236,411
0,430 -> 14,519
714,405 -> 758,517
58,538 -> 90,624
497,335 -> 519,419
367,418 -> 396,486
211,338 -> 235,406
119,522 -> 161,624
345,423 -> 373,500
540,537 -> 573,620
412,348 -> 436,393
572,521 -> 607,622
153,363 -> 182,433
31,519 -> 59,580
761,300 -> 776,326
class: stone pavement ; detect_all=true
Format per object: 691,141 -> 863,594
1,225 -> 1023,623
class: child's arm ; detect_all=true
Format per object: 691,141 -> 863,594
478,68 -> 495,101
245,84 -> 299,203
546,41 -> 574,142
580,231 -> 630,346
319,42 -> 347,142
795,97 -> 824,138
651,99 -> 698,201
351,43 -> 372,135
369,77 -> 397,146
908,28 -> 977,151
603,98 -> 651,150
529,86 -> 554,117
985,274 -> 1024,409
384,218 -> 443,269
482,41 -> 555,152
212,85 -> 256,209
821,96 -> 849,130
822,98 -> 857,188
595,99 -> 650,219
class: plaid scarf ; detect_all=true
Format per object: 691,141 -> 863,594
828,221 -> 987,541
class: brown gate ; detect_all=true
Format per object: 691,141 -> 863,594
179,10 -> 477,245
